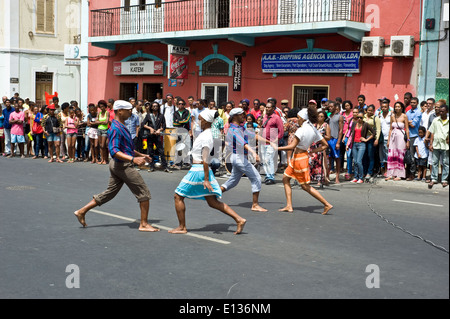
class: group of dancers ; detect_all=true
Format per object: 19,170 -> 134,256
74,101 -> 333,235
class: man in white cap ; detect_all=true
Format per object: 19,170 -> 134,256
221,108 -> 275,212
74,100 -> 160,233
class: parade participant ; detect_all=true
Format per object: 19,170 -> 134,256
221,108 -> 276,212
74,100 -> 159,233
278,107 -> 333,215
169,109 -> 247,235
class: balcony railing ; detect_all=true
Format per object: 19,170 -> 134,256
90,0 -> 366,38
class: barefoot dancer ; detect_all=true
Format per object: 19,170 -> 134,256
220,108 -> 275,212
74,101 -> 159,233
169,110 -> 247,235
278,107 -> 333,215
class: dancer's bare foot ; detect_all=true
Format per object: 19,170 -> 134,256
168,226 -> 188,234
235,219 -> 247,235
48,159 -> 54,163
56,159 -> 64,163
251,205 -> 268,212
278,206 -> 294,213
322,204 -> 334,215
74,210 -> 87,227
139,223 -> 160,232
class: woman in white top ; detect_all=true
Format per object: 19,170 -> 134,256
169,110 -> 247,235
278,107 -> 334,215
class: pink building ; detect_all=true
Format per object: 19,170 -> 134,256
84,0 -> 436,109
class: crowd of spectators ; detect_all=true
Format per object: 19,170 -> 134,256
1,92 -> 448,189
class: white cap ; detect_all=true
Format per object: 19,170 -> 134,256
199,110 -> 217,123
113,100 -> 133,111
298,108 -> 309,121
229,108 -> 244,117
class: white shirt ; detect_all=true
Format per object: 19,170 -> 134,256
379,111 -> 391,141
161,103 -> 176,128
421,110 -> 434,129
190,128 -> 213,162
294,121 -> 323,150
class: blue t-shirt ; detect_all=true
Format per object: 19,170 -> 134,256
2,107 -> 14,129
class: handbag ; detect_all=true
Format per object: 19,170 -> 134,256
404,149 -> 413,165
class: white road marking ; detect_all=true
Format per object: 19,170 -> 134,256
392,199 -> 444,207
90,209 -> 231,245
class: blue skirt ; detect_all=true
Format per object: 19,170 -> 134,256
175,164 -> 222,200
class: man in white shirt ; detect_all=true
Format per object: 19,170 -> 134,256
161,93 -> 175,129
378,99 -> 391,176
421,98 -> 435,129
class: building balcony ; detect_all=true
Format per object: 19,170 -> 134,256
89,0 -> 370,49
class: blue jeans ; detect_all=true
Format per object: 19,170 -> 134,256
344,137 -> 353,175
431,149 -> 449,182
33,133 -> 44,157
363,139 -> 375,176
353,142 -> 366,180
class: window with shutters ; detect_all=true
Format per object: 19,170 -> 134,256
36,0 -> 55,34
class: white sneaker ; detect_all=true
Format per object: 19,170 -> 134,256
350,179 -> 358,183
357,179 -> 364,184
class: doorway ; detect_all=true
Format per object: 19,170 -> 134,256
143,83 -> 163,102
120,83 -> 138,101
35,72 -> 53,106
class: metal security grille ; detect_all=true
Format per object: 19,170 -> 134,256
293,85 -> 328,108
203,59 -> 229,76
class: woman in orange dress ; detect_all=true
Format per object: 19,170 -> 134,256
277,107 -> 333,215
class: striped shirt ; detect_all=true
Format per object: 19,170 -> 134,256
226,123 -> 255,157
108,119 -> 135,162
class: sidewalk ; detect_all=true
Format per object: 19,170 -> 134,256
319,173 -> 450,191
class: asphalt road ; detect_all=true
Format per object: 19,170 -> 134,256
0,156 -> 448,299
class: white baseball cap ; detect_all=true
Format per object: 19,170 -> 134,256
113,100 -> 133,111
229,108 -> 244,117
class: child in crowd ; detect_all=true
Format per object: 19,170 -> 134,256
414,126 -> 429,181
87,104 -> 99,164
75,108 -> 86,161
65,107 -> 79,163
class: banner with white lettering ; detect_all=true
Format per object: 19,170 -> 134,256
233,56 -> 242,92
261,51 -> 361,73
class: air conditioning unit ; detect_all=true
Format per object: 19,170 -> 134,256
390,36 -> 415,57
360,37 -> 385,57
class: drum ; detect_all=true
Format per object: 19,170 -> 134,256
163,128 -> 177,163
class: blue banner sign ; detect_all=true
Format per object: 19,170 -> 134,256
262,51 -> 360,73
